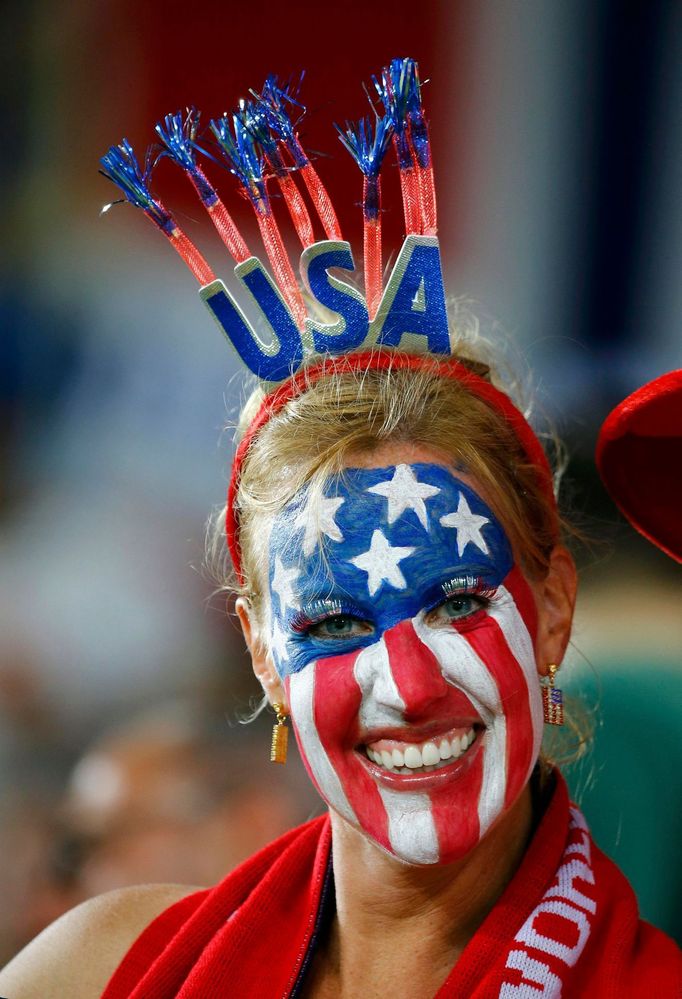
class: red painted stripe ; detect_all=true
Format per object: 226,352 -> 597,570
310,649 -> 391,853
382,618 -> 475,722
430,738 -> 484,859
383,619 -> 484,858
456,580 -> 535,810
504,564 -> 538,645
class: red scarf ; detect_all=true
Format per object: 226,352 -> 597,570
102,774 -> 680,998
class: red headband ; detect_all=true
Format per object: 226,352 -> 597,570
226,350 -> 558,583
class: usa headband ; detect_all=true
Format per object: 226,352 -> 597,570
100,57 -> 558,579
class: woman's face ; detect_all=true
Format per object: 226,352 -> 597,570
262,449 -> 545,866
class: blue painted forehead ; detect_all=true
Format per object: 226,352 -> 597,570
268,463 -> 513,606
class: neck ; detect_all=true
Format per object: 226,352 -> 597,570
322,787 -> 534,993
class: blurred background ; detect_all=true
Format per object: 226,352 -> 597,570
1,0 -> 681,961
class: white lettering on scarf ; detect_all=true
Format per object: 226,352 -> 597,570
498,806 -> 597,997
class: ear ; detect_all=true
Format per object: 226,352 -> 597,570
235,597 -> 287,708
532,546 -> 577,676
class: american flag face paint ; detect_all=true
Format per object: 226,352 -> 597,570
267,463 -> 543,865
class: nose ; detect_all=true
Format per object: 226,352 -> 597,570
382,618 -> 449,721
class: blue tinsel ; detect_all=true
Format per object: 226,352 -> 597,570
100,139 -> 174,232
210,113 -> 268,210
240,100 -> 286,175
336,115 -> 393,178
251,75 -> 308,169
154,108 -> 217,205
404,62 -> 430,169
155,109 -> 200,171
373,58 -> 416,169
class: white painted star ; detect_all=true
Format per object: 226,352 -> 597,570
439,493 -> 490,557
270,621 -> 289,664
294,492 -> 345,556
271,556 -> 299,613
367,464 -> 440,530
349,529 -> 415,596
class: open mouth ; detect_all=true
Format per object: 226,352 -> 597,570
361,724 -> 482,775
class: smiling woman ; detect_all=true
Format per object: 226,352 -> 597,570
209,356 -> 677,997
2,55 -> 680,999
2,357 -> 680,999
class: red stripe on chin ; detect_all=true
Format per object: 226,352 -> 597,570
430,741 -> 484,857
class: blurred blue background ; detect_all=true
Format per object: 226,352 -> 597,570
1,0 -> 680,957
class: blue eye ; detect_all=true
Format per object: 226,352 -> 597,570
309,615 -> 373,640
427,594 -> 489,626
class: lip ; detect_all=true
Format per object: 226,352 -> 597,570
356,717 -> 482,746
356,725 -> 485,791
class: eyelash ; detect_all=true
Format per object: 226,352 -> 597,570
288,579 -> 498,640
289,600 -> 368,635
440,575 -> 495,601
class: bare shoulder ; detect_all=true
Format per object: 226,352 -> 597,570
0,882 -> 200,999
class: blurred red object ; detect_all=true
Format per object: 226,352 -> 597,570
596,370 -> 682,562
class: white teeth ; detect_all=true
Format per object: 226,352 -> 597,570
366,727 -> 478,774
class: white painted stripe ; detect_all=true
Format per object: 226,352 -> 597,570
354,639 -> 406,731
412,614 -> 506,837
288,666 -> 356,825
478,715 -> 507,836
354,636 -> 439,863
411,614 -> 501,726
489,586 -> 544,779
377,786 -> 440,865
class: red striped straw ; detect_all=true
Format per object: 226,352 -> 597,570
416,162 -> 438,237
276,172 -> 316,248
399,163 -> 422,236
184,165 -> 251,264
205,198 -> 251,263
256,210 -> 308,330
363,175 -> 383,319
166,227 -> 216,285
299,162 -> 343,242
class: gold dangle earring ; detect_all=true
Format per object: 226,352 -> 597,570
270,703 -> 289,764
542,664 -> 564,726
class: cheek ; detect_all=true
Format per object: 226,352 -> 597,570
413,569 -> 543,832
286,650 -> 395,856
452,617 -> 538,819
285,652 -> 368,826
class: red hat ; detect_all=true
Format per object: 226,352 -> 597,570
596,370 -> 682,562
